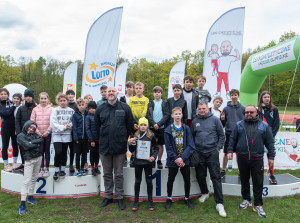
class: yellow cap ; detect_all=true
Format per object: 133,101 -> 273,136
138,117 -> 149,127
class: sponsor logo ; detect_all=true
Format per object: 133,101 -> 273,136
75,184 -> 87,187
195,123 -> 200,127
84,61 -> 115,87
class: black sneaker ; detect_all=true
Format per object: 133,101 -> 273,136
99,198 -> 113,207
269,175 -> 277,184
132,200 -> 139,211
165,199 -> 172,209
157,160 -> 163,169
95,168 -> 101,175
184,198 -> 194,209
59,171 -> 66,178
220,170 -> 226,178
117,199 -> 126,210
148,200 -> 154,211
53,172 -> 59,181
69,165 -> 75,173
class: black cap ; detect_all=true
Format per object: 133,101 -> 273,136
24,89 -> 34,99
87,101 -> 97,109
66,90 -> 75,95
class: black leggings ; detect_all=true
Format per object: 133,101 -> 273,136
134,164 -> 153,201
167,166 -> 191,198
40,135 -> 51,168
54,142 -> 69,168
68,141 -> 74,166
89,141 -> 99,166
1,126 -> 18,160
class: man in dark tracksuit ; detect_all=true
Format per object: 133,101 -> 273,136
95,87 -> 134,210
227,105 -> 275,218
191,103 -> 226,218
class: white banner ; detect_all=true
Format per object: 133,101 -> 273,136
167,60 -> 185,98
219,132 -> 300,170
63,62 -> 77,98
251,40 -> 296,71
81,7 -> 123,102
115,62 -> 128,98
203,7 -> 245,109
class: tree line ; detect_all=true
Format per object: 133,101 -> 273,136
0,31 -> 299,106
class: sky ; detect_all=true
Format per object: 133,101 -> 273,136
0,0 -> 299,62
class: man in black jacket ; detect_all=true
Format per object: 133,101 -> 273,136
227,105 -> 275,218
95,86 -> 134,210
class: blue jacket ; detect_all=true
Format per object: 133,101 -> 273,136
72,110 -> 88,141
85,112 -> 99,142
228,118 -> 276,160
164,123 -> 195,168
0,99 -> 15,128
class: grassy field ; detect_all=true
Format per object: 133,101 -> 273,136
277,106 -> 300,115
1,164 -> 300,222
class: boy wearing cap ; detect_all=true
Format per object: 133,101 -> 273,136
164,107 -> 195,209
85,101 -> 100,176
15,89 -> 36,171
66,89 -> 76,172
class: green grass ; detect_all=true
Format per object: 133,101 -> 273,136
277,106 -> 300,115
1,164 -> 300,222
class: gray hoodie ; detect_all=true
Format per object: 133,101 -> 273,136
223,101 -> 245,134
191,112 -> 225,154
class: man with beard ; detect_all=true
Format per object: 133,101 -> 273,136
95,87 -> 134,210
214,40 -> 240,100
227,105 -> 275,218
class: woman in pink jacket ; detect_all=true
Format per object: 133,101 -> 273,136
30,92 -> 53,177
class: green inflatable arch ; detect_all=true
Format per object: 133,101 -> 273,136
240,36 -> 300,106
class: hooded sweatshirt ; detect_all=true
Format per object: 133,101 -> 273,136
191,112 -> 225,153
17,120 -> 43,161
222,101 -> 245,134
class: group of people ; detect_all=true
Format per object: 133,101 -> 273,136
0,75 -> 279,218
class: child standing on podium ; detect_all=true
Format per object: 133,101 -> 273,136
128,117 -> 158,211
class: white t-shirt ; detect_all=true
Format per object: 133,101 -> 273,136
218,55 -> 236,73
211,108 -> 221,119
183,90 -> 193,119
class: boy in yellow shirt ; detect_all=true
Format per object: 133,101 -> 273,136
128,82 -> 149,167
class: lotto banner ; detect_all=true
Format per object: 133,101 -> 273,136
203,7 -> 245,109
167,60 -> 185,98
81,7 -> 123,102
115,62 -> 128,98
219,132 -> 300,170
63,62 -> 78,97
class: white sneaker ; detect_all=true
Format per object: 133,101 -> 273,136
199,193 -> 209,203
4,165 -> 12,172
12,163 -> 19,169
226,91 -> 230,100
216,203 -> 227,218
43,170 -> 50,178
38,170 -> 44,178
213,92 -> 221,97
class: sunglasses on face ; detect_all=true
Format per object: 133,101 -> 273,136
245,111 -> 255,114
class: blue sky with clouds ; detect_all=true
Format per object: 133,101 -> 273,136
0,0 -> 298,62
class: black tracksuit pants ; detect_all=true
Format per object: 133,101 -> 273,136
167,165 -> 190,198
89,141 -> 99,167
74,139 -> 88,170
238,156 -> 264,206
195,149 -> 223,204
1,125 -> 18,160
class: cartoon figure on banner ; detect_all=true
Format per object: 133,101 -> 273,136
212,40 -> 240,100
207,44 -> 220,76
284,138 -> 300,165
